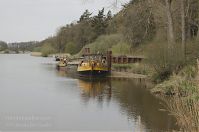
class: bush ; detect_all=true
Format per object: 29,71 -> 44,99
160,76 -> 199,131
78,34 -> 123,55
4,49 -> 9,54
147,41 -> 185,82
165,96 -> 199,131
179,65 -> 197,79
41,43 -> 56,57
65,42 -> 78,55
111,42 -> 131,55
152,65 -> 198,96
152,74 -> 198,96
129,63 -> 150,75
33,47 -> 41,52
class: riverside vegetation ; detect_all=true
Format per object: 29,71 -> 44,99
0,41 -> 39,54
0,41 -> 8,52
37,0 -> 198,130
1,0 -> 199,130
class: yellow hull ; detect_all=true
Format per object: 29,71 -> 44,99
77,64 -> 109,76
77,65 -> 108,72
57,61 -> 67,67
77,57 -> 109,76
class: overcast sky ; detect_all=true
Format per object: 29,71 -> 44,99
0,0 -> 129,43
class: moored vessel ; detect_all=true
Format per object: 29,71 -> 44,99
56,58 -> 67,70
77,54 -> 109,77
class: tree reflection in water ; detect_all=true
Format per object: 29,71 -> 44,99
78,78 -> 112,105
55,69 -> 178,131
77,77 -> 179,131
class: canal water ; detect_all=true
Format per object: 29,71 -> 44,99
0,54 -> 178,131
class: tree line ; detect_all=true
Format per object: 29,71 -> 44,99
36,8 -> 113,55
0,41 -> 40,53
37,0 -> 199,64
0,41 -> 8,51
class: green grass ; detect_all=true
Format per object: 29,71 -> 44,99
151,65 -> 198,97
112,63 -> 151,75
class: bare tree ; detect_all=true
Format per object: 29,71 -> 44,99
181,0 -> 186,60
165,0 -> 175,50
197,24 -> 199,41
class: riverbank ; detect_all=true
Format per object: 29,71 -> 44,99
150,65 -> 199,131
30,52 -> 71,58
111,61 -> 199,131
110,71 -> 147,79
110,54 -> 199,131
30,52 -> 42,56
112,62 -> 195,130
0,50 -> 27,54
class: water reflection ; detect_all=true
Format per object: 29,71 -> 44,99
51,64 -> 178,131
58,69 -> 179,131
78,78 -> 112,104
0,55 -> 178,131
56,69 -> 67,77
110,78 -> 178,131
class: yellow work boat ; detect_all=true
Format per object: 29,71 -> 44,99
56,58 -> 67,70
77,54 -> 109,77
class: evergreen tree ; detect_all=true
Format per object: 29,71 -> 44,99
107,10 -> 112,21
79,9 -> 92,23
92,8 -> 108,36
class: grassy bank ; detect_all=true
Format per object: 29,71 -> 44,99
151,65 -> 199,131
30,52 -> 42,57
112,63 -> 151,75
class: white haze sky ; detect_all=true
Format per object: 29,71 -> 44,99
0,0 -> 129,43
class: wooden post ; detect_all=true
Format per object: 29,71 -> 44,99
107,51 -> 112,73
84,48 -> 90,55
